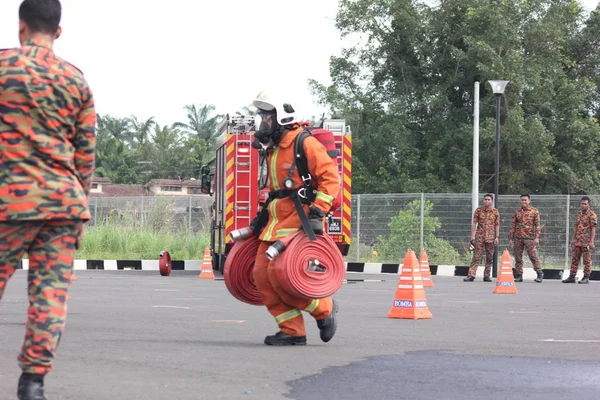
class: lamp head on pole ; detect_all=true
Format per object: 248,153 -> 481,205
488,80 -> 509,95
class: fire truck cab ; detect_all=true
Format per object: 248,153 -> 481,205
201,114 -> 352,273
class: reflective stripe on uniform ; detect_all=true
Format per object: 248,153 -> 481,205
262,199 -> 280,241
270,147 -> 281,191
275,308 -> 302,324
304,299 -> 319,313
316,191 -> 334,205
275,228 -> 298,238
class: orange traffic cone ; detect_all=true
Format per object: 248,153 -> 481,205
199,247 -> 215,280
388,250 -> 433,320
494,249 -> 518,294
419,250 -> 434,288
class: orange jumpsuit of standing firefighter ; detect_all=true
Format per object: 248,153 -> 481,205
251,93 -> 341,346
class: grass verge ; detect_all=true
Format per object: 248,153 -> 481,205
74,224 -> 210,260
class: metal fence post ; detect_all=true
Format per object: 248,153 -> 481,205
356,194 -> 361,261
565,194 -> 570,269
94,197 -> 98,226
420,193 -> 425,252
141,196 -> 144,227
189,195 -> 192,232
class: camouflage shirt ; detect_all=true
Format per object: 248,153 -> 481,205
0,38 -> 96,221
473,206 -> 500,243
573,209 -> 598,246
509,207 -> 541,240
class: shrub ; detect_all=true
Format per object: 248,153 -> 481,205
374,199 -> 462,264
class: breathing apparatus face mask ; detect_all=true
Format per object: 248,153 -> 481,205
254,110 -> 279,144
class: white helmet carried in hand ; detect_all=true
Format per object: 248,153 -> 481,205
252,91 -> 300,144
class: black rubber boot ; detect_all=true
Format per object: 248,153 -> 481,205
483,276 -> 492,282
264,331 -> 307,346
534,270 -> 544,283
317,299 -> 339,343
18,373 -> 47,400
578,276 -> 590,284
463,275 -> 475,282
562,275 -> 576,283
514,275 -> 523,282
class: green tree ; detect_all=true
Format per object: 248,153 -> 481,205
95,114 -> 140,184
375,199 -> 461,264
173,104 -> 223,142
149,125 -> 207,180
311,0 -> 600,195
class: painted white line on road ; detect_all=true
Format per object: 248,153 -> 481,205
152,305 -> 190,310
510,311 -> 540,314
171,297 -> 205,300
447,300 -> 480,303
206,320 -> 246,323
543,339 -> 600,343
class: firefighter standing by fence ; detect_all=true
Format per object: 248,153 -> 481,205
0,1 -> 96,399
509,194 -> 543,283
563,196 -> 597,284
249,92 -> 340,346
465,194 -> 500,282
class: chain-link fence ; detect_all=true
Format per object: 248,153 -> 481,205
351,193 -> 599,268
89,194 -> 599,268
88,196 -> 213,233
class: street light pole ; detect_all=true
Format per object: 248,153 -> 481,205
494,93 -> 501,214
488,80 -> 509,278
493,93 -> 501,278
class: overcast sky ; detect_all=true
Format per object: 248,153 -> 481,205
1,0 -> 598,127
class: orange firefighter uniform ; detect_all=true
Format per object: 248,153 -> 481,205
253,125 -> 340,337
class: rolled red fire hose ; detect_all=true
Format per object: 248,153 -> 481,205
223,236 -> 264,306
159,250 -> 172,276
273,231 -> 345,299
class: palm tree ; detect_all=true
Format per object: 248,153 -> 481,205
129,116 -> 156,148
96,114 -> 131,141
152,124 -> 182,149
235,106 -> 257,116
172,104 -> 223,142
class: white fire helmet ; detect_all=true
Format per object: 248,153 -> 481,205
252,91 -> 300,129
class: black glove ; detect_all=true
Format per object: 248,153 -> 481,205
308,206 -> 325,219
251,209 -> 269,236
308,206 -> 324,235
249,216 -> 259,231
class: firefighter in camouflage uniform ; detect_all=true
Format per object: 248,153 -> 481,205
563,196 -> 597,284
509,194 -> 543,283
0,1 -> 96,399
465,194 -> 499,282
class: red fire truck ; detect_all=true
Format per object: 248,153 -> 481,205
200,114 -> 352,273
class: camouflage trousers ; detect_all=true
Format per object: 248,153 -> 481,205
570,246 -> 593,277
513,238 -> 541,274
0,220 -> 81,375
469,240 -> 495,277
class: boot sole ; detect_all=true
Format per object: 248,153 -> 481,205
264,341 -> 307,346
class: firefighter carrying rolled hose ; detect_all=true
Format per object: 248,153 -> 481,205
244,91 -> 341,346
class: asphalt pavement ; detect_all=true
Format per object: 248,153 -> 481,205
1,271 -> 599,400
